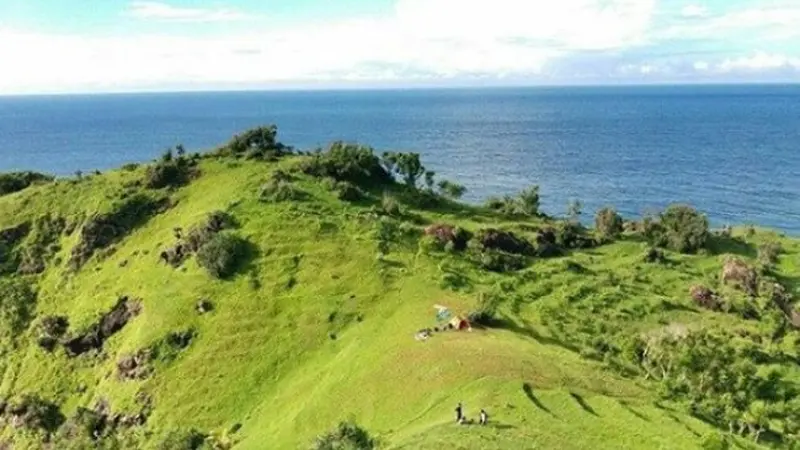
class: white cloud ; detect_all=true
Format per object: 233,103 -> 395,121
0,0 -> 660,94
680,5 -> 707,18
127,1 -> 248,23
693,61 -> 709,71
662,4 -> 800,40
717,52 -> 800,72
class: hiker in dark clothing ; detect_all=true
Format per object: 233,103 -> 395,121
455,402 -> 463,423
479,409 -> 488,425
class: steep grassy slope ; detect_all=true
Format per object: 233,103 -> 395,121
0,139 -> 797,450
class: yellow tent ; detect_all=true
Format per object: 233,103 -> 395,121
449,316 -> 470,331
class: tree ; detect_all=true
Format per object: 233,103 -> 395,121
567,199 -> 582,223
437,180 -> 467,199
312,421 -> 376,450
424,170 -> 436,191
516,186 -> 541,216
381,152 -> 425,188
658,204 -> 709,254
595,207 -> 623,239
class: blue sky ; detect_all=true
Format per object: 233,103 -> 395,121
0,0 -> 799,94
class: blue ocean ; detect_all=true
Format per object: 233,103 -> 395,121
1,85 -> 798,232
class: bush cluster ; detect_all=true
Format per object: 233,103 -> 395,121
312,421 -> 376,450
220,125 -> 291,160
0,171 -> 53,196
595,207 -> 623,240
196,233 -> 248,279
437,180 -> 467,199
145,147 -> 198,189
259,179 -> 304,202
0,278 -> 37,339
301,142 -> 389,186
485,186 -> 540,217
642,205 -> 709,254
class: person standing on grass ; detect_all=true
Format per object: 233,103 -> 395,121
455,402 -> 463,423
480,409 -> 488,425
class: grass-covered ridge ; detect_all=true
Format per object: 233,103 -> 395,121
0,125 -> 798,449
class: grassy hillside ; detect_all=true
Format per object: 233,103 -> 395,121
0,127 -> 798,449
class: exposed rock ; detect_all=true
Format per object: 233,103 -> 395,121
5,394 -> 64,432
689,285 -> 721,311
534,227 -> 562,257
161,211 -> 235,267
196,299 -> 214,314
117,350 -> 153,381
721,257 -> 758,296
69,195 -> 171,270
0,222 -> 31,246
477,228 -> 535,256
63,296 -> 142,356
423,223 -> 471,250
37,315 -> 69,352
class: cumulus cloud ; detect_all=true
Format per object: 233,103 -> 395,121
0,0 -> 660,94
127,1 -> 248,23
718,52 -> 800,72
1,0 -> 799,94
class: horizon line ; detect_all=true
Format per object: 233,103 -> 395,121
2,80 -> 799,98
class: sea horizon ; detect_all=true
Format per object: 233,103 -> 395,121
2,84 -> 799,233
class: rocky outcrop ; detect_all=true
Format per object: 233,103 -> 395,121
69,195 -> 172,270
689,285 -> 721,311
423,223 -> 472,250
63,297 -> 142,356
477,228 -> 535,256
721,257 -> 758,296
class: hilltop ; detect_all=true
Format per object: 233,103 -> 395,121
0,126 -> 799,449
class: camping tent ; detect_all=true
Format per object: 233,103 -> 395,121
449,316 -> 471,331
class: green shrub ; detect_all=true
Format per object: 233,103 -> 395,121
221,125 -> 291,160
477,250 -> 527,273
437,179 -> 467,199
700,432 -> 730,450
757,241 -> 782,268
196,233 -> 248,279
301,142 -> 389,186
145,150 -> 197,189
312,421 -> 376,450
595,207 -> 623,239
6,394 -> 65,432
418,235 -> 445,254
644,205 -> 709,254
374,218 -> 399,254
0,171 -> 53,196
485,186 -> 540,217
381,194 -> 401,216
158,428 -> 207,450
259,179 -> 304,202
0,279 -> 37,339
333,181 -> 365,202
381,152 -> 425,188
516,186 -> 541,216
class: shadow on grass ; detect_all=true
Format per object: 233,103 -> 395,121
667,413 -> 700,437
492,423 -> 516,430
522,383 -> 555,416
706,235 -> 757,258
619,400 -> 650,422
488,316 -> 581,354
569,392 -> 598,416
222,238 -> 261,281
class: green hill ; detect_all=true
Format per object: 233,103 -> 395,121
0,127 -> 798,450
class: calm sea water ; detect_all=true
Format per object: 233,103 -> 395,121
1,85 -> 799,232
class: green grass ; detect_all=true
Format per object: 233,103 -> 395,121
0,155 -> 796,449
